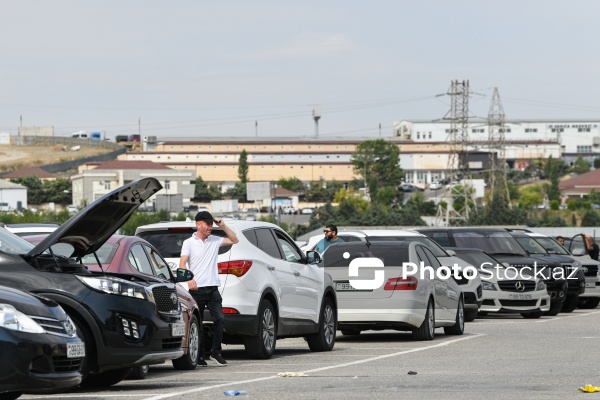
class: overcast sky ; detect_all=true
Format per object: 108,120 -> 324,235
1,1 -> 599,140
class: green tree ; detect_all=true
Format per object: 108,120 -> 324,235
225,183 -> 247,203
518,185 -> 543,208
192,176 -> 214,202
238,149 -> 249,183
11,176 -> 44,204
543,156 -> 561,202
572,155 -> 591,175
350,139 -> 403,202
581,210 -> 600,227
277,177 -> 306,196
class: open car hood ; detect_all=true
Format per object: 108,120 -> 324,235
27,177 -> 162,259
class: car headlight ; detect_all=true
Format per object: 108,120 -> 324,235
77,276 -> 148,300
0,304 -> 45,333
481,280 -> 496,291
536,280 -> 546,291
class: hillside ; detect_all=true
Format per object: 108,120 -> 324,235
0,144 -> 115,173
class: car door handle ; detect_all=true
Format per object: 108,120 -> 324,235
267,266 -> 275,271
294,271 -> 300,277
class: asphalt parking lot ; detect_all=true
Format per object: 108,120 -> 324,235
22,309 -> 600,400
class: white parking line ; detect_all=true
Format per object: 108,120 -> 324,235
143,333 -> 486,400
473,310 -> 600,324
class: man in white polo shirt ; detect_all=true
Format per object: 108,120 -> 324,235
180,211 -> 239,367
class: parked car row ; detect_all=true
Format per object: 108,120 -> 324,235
2,178 -> 596,398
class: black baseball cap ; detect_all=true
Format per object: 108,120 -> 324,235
195,211 -> 214,223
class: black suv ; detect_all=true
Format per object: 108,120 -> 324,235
0,178 -> 193,387
506,230 -> 585,313
414,227 -> 568,316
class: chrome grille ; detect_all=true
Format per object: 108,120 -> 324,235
497,280 -> 536,292
30,316 -> 69,337
582,264 -> 599,277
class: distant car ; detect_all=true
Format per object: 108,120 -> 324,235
281,206 -> 297,214
246,213 -> 257,221
0,285 -> 84,399
429,182 -> 442,190
3,222 -> 60,237
66,205 -> 79,213
301,208 -> 314,214
398,184 -> 424,192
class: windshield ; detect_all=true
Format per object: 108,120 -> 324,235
453,231 -> 527,256
513,236 -> 548,255
0,228 -> 35,254
534,237 -> 569,255
452,250 -> 504,270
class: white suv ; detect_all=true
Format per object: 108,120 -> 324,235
135,220 -> 337,359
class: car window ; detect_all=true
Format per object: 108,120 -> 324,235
274,230 -> 303,263
80,242 -> 119,264
128,243 -> 156,275
254,228 -> 282,259
453,231 -> 526,256
242,229 -> 258,247
421,246 -> 442,269
138,230 -> 194,258
431,232 -> 451,247
415,246 -> 430,267
368,235 -> 448,257
514,236 -> 547,255
324,244 -> 408,268
143,244 -> 172,280
0,228 -> 35,254
534,237 -> 569,255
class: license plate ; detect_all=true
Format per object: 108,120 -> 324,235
586,282 -> 595,288
508,294 -> 532,300
335,282 -> 369,291
67,342 -> 86,358
171,322 -> 186,337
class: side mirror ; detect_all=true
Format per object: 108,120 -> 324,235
176,268 -> 194,282
306,250 -> 322,264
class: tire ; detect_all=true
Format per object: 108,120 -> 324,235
561,295 -> 579,313
340,329 -> 361,336
579,297 -> 600,309
544,301 -> 563,316
521,310 -> 543,319
306,297 -> 336,352
81,368 -> 133,388
243,299 -> 276,359
127,365 -> 149,380
412,299 -> 435,341
172,315 -> 200,370
464,308 -> 478,322
444,298 -> 465,335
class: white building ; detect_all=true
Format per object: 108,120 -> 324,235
0,180 -> 28,211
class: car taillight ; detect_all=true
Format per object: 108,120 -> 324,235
384,276 -> 418,290
222,308 -> 239,314
218,260 -> 253,277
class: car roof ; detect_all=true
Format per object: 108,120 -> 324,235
135,219 -> 281,234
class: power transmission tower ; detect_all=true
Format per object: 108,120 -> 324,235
437,80 -> 472,226
487,87 -> 511,206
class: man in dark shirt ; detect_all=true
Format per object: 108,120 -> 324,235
583,234 -> 600,261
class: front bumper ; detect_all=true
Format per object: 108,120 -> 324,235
479,291 -> 551,313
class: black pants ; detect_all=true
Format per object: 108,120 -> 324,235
190,286 -> 224,358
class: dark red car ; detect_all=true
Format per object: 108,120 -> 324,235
23,234 -> 200,376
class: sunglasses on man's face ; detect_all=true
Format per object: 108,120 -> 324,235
324,230 -> 332,233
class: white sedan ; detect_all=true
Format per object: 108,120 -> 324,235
323,240 -> 464,340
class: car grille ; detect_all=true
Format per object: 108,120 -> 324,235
500,300 -> 538,307
30,316 -> 72,337
497,280 -> 536,292
163,337 -> 182,349
152,286 -> 180,313
582,264 -> 599,277
31,355 -> 82,374
52,355 -> 83,372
